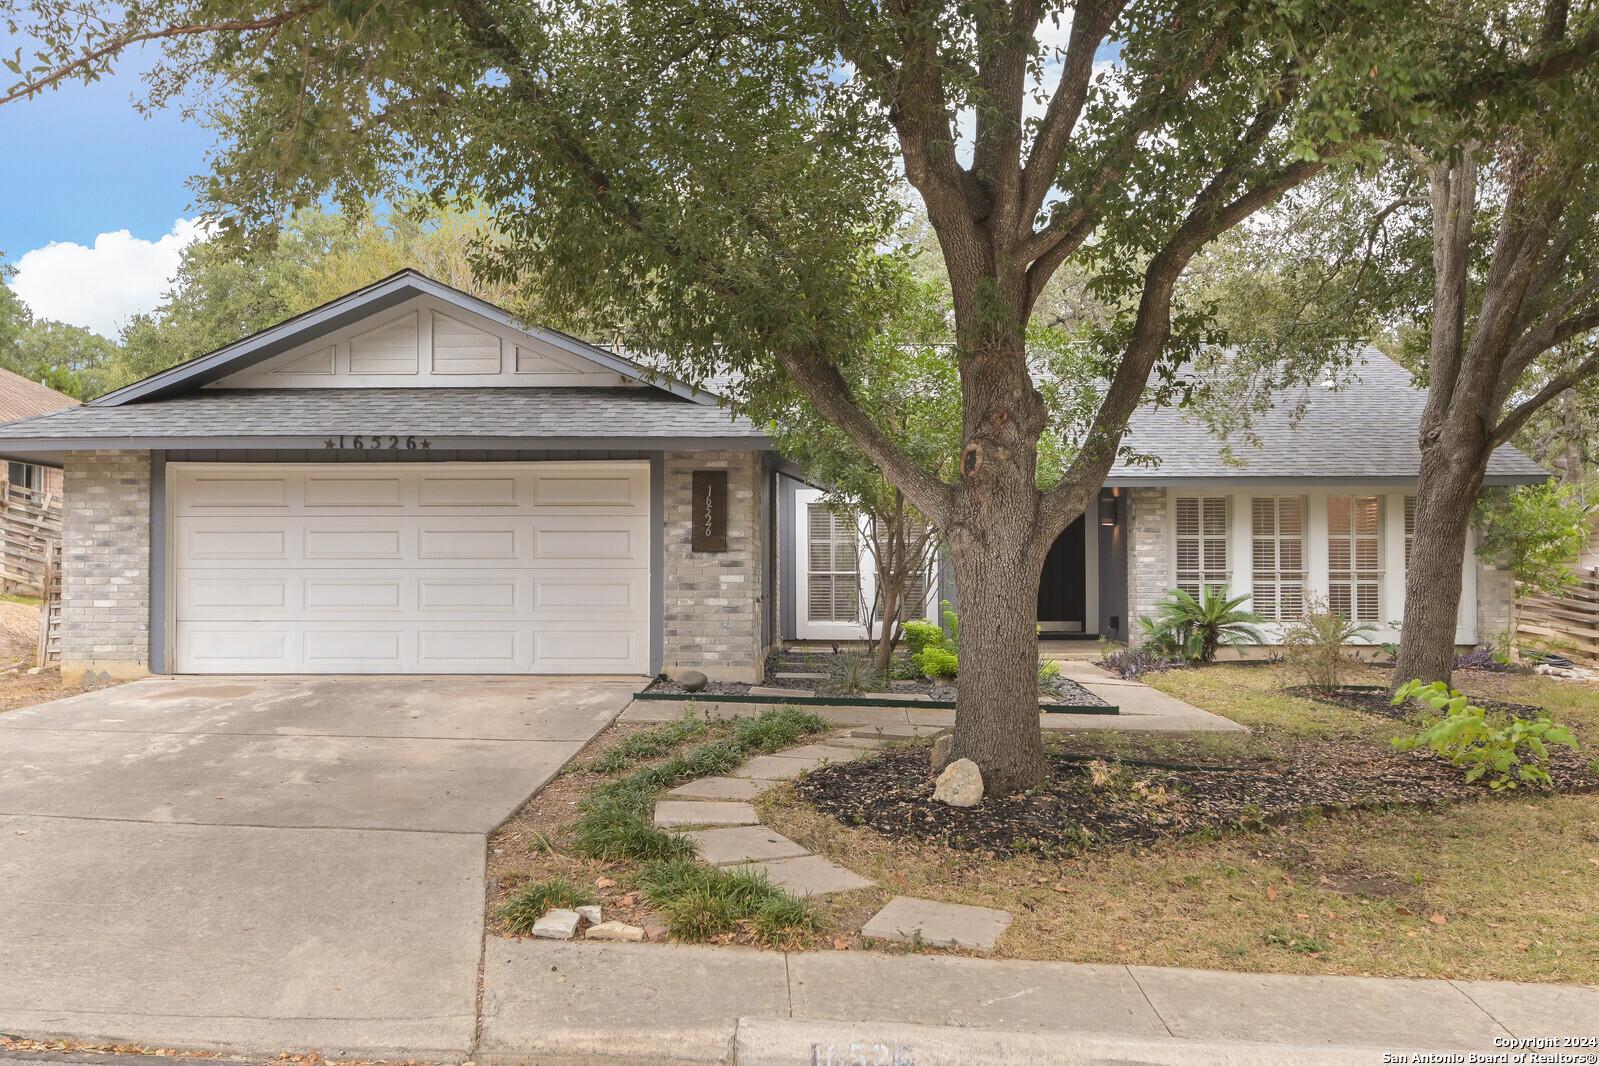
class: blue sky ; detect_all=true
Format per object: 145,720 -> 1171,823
0,48 -> 214,335
0,49 -> 210,257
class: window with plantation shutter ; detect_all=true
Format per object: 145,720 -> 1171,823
1251,497 -> 1304,621
1175,496 -> 1230,599
1405,495 -> 1416,569
806,504 -> 861,623
1329,495 -> 1382,621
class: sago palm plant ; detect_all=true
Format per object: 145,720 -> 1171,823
1147,586 -> 1266,663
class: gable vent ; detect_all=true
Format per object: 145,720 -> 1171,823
349,312 -> 419,374
432,312 -> 502,374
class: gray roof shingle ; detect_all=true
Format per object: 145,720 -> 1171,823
0,387 -> 767,452
1109,350 -> 1547,484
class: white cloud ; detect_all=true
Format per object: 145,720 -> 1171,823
7,218 -> 205,338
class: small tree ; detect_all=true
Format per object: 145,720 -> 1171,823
770,339 -> 955,679
1473,482 -> 1596,655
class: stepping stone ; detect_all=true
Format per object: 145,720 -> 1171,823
740,854 -> 875,897
576,904 -> 602,924
531,908 -> 581,940
769,744 -> 867,762
653,800 -> 760,828
586,921 -> 645,942
731,755 -> 827,779
849,723 -> 946,740
749,686 -> 816,698
681,825 -> 810,866
666,776 -> 773,801
774,672 -> 830,680
862,896 -> 1012,952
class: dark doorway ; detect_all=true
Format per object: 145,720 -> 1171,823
1037,515 -> 1086,633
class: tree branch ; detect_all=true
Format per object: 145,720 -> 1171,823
0,3 -> 326,107
1495,343 -> 1599,447
775,347 -> 954,528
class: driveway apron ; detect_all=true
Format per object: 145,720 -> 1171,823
0,675 -> 636,1058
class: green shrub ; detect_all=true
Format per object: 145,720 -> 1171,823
496,877 -> 599,933
1392,680 -> 1579,790
916,646 -> 958,678
902,620 -> 946,657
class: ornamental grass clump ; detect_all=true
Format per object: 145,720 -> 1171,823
638,859 -> 821,947
497,876 -> 599,934
1281,596 -> 1377,692
1392,679 -> 1578,790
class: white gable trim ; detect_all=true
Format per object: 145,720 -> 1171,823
91,270 -> 718,407
208,294 -> 638,390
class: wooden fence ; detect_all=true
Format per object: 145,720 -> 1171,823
0,484 -> 62,597
1517,567 -> 1599,662
36,537 -> 61,667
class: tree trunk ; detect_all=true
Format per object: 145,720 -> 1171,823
1392,436 -> 1491,690
944,531 -> 1050,796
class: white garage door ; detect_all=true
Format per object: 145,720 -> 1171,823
170,461 -> 651,674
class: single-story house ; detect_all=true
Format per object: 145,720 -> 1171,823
0,367 -> 75,500
0,272 -> 1546,684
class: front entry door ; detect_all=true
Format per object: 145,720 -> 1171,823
1037,515 -> 1086,633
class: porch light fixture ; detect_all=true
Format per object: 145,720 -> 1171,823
1099,494 -> 1118,527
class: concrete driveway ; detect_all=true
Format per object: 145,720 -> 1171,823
0,675 -> 637,1058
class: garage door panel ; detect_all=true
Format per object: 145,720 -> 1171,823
417,577 -> 519,612
303,578 -> 404,612
304,475 -> 404,508
532,622 -> 644,670
172,462 -> 652,674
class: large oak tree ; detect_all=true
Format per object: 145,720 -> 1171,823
9,0 -> 1599,791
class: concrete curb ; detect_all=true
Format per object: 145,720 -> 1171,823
733,1019 -> 1383,1066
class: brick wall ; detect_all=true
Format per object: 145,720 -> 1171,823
1476,558 -> 1514,648
662,450 -> 769,681
1125,487 -> 1168,645
60,451 -> 151,684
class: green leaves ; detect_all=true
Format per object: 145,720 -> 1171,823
1392,679 -> 1580,790
1142,584 -> 1266,663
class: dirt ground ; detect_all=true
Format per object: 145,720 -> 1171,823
0,598 -> 39,669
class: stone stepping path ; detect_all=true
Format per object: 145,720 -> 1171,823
684,825 -> 811,865
665,776 -> 772,801
650,731 -> 882,898
862,896 -> 1013,952
652,800 -> 759,828
742,855 -> 875,895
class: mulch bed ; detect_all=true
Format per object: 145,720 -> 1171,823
794,744 -> 1599,857
1286,685 -> 1547,719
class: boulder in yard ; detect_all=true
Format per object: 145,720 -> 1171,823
679,670 -> 709,692
932,758 -> 983,807
929,734 -> 954,773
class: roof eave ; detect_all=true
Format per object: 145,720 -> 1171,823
1104,472 -> 1550,488
0,433 -> 774,466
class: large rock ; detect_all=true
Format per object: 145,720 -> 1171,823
929,734 -> 954,774
678,670 -> 709,692
532,908 -> 581,940
932,758 -> 983,807
585,921 -> 646,942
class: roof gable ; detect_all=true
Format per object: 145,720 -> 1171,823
92,270 -> 713,406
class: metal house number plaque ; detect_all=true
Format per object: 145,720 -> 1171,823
691,470 -> 728,552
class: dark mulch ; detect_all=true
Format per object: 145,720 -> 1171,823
1286,685 -> 1547,719
645,648 -> 1110,707
793,744 -> 1599,857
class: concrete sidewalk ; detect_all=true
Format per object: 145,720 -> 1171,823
478,939 -> 1599,1065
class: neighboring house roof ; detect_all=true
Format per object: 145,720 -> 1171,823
0,367 -> 78,424
1107,349 -> 1548,486
0,388 -> 765,463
